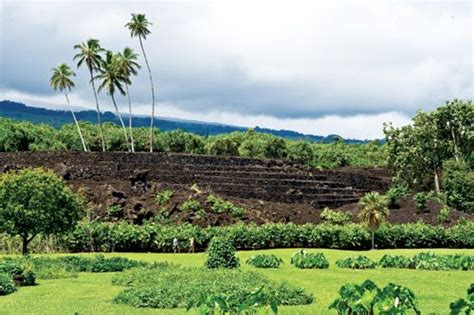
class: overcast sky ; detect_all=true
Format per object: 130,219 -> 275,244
0,0 -> 472,139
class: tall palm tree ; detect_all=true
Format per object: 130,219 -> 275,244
117,47 -> 141,153
96,51 -> 130,151
74,39 -> 106,151
125,13 -> 155,152
358,192 -> 390,250
50,64 -> 87,152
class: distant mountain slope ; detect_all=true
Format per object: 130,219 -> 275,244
0,100 -> 367,143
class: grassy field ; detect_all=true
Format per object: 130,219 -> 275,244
0,248 -> 473,314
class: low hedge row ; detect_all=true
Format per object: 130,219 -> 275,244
62,221 -> 474,253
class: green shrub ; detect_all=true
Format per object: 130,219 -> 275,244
414,192 -> 428,211
246,254 -> 283,268
378,255 -> 413,269
0,273 -> 17,296
291,250 -> 329,269
206,195 -> 245,218
320,208 -> 352,225
205,237 -> 239,269
107,205 -> 122,217
112,265 -> 313,309
336,256 -> 376,269
0,260 -> 36,286
329,280 -> 420,314
187,286 -> 279,315
62,221 -> 474,253
155,190 -> 173,206
438,206 -> 451,225
443,159 -> 474,214
385,185 -> 409,208
449,284 -> 474,314
58,255 -> 147,272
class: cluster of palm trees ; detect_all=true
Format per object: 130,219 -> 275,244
49,13 -> 155,153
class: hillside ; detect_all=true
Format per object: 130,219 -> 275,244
0,100 -> 367,143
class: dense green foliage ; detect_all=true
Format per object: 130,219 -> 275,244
205,237 -> 240,269
0,118 -> 386,168
290,250 -> 329,269
384,99 -> 473,203
320,208 -> 352,225
187,286 -> 279,315
0,168 -> 85,255
154,189 -> 173,206
0,273 -> 17,296
206,194 -> 245,217
0,260 -> 36,286
246,254 -> 283,268
112,264 -> 313,309
57,255 -> 147,272
61,221 -> 474,253
335,256 -> 377,269
329,280 -> 420,314
442,159 -> 474,213
379,252 -> 474,271
450,284 -> 474,315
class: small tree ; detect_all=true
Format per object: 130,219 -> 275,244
358,192 -> 390,250
205,237 -> 239,269
0,168 -> 85,255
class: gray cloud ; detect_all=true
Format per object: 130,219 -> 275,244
0,0 -> 472,134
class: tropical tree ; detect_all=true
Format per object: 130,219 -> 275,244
50,63 -> 87,152
0,168 -> 84,255
117,47 -> 141,152
125,13 -> 156,152
358,192 -> 390,249
73,39 -> 106,151
96,51 -> 130,151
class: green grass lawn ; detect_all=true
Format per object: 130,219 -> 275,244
0,248 -> 473,314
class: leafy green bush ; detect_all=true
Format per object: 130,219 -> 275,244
155,190 -> 173,206
107,205 -> 123,217
443,159 -> 474,214
385,185 -> 409,208
449,284 -> 474,315
336,256 -> 376,269
246,254 -> 283,268
57,255 -> 147,272
379,252 -> 474,271
205,237 -> 239,269
414,192 -> 428,211
61,221 -> 474,253
291,250 -> 329,269
320,208 -> 352,225
438,206 -> 451,225
378,255 -> 413,269
112,265 -> 313,309
206,195 -> 245,218
329,280 -> 420,314
0,260 -> 36,286
0,273 -> 17,296
187,286 -> 278,315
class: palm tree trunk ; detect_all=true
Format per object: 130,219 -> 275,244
139,36 -> 156,153
125,83 -> 135,153
89,68 -> 106,152
111,93 -> 130,152
65,92 -> 87,152
434,170 -> 441,194
371,230 -> 375,250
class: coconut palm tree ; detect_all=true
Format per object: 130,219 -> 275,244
358,192 -> 390,250
50,64 -> 87,152
117,47 -> 141,152
96,51 -> 130,151
73,39 -> 106,151
125,13 -> 155,152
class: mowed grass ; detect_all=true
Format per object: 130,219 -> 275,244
0,248 -> 473,314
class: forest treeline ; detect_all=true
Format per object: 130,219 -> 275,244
0,117 -> 385,169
